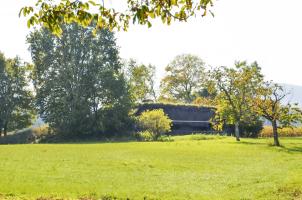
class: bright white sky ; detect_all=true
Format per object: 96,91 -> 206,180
1,0 -> 302,86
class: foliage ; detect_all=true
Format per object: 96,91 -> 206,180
0,53 -> 35,136
0,125 -> 51,144
31,124 -> 50,137
260,126 -> 302,137
239,119 -> 263,138
134,131 -> 174,142
160,54 -> 206,103
134,130 -> 154,141
124,59 -> 157,103
254,82 -> 302,128
20,0 -> 215,36
193,96 -> 216,107
223,119 -> 263,138
157,135 -> 174,142
27,24 -> 132,137
0,137 -> 302,199
253,82 -> 302,146
137,109 -> 172,140
0,129 -> 36,144
208,61 -> 264,141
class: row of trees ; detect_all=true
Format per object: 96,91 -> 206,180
1,24 -> 133,138
155,56 -> 302,146
208,63 -> 302,145
1,23 -> 301,145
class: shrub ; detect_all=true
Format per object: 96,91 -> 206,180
0,129 -> 35,144
137,109 -> 172,140
222,119 -> 263,138
157,135 -> 174,142
134,130 -> 154,141
239,119 -> 263,138
31,124 -> 50,137
260,126 -> 302,137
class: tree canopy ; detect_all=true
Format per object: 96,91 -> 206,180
21,0 -> 215,36
27,24 -> 132,136
253,82 -> 302,146
0,53 -> 35,136
208,61 -> 264,141
160,54 -> 206,103
124,59 -> 157,103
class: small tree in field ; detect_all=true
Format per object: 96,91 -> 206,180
254,82 -> 302,146
137,109 -> 172,140
208,61 -> 263,141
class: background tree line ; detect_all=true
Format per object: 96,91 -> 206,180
0,23 -> 301,145
0,54 -> 35,136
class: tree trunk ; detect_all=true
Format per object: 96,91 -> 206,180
272,120 -> 280,146
0,120 -> 2,137
3,121 -> 8,137
235,121 -> 240,141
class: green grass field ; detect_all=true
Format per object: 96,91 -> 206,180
0,135 -> 301,200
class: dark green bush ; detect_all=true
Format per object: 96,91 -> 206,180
240,119 -> 263,138
223,119 -> 263,138
0,129 -> 36,144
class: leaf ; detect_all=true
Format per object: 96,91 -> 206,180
19,8 -> 24,17
88,0 -> 97,6
27,19 -> 32,28
171,0 -> 178,6
149,12 -> 155,19
147,21 -> 152,28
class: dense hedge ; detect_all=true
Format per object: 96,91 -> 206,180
260,126 -> 302,137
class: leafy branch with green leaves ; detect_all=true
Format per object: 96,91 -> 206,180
20,0 -> 215,36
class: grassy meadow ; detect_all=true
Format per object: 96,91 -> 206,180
0,135 -> 301,200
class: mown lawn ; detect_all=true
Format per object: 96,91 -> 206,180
0,136 -> 301,200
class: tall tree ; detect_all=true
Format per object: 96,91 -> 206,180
124,59 -> 157,103
209,61 -> 263,141
160,54 -> 206,103
21,0 -> 215,36
27,24 -> 132,136
254,82 -> 302,146
0,53 -> 35,136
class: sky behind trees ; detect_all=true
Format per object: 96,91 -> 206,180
0,0 -> 302,86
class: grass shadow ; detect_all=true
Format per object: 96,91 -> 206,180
37,136 -> 137,145
230,138 -> 302,154
227,138 -> 268,146
281,146 -> 302,153
238,140 -> 265,145
0,131 -> 138,145
264,143 -> 302,154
